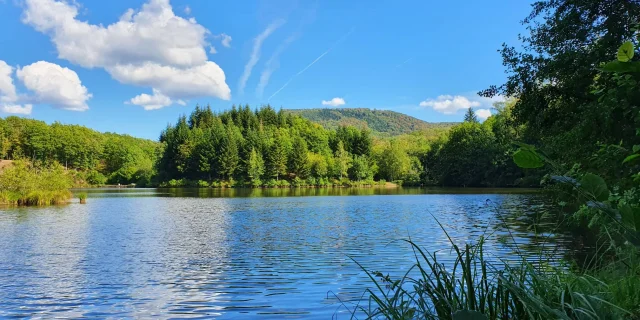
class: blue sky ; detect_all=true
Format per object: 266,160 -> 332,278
0,0 -> 532,140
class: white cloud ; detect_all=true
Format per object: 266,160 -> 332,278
183,5 -> 191,15
476,108 -> 492,120
16,61 -> 91,111
109,61 -> 229,100
22,0 -> 231,106
321,97 -> 345,107
23,0 -> 208,68
419,95 -> 481,115
238,20 -> 285,94
218,33 -> 232,48
129,89 -> 172,110
0,60 -> 18,103
209,46 -> 217,54
1,104 -> 33,115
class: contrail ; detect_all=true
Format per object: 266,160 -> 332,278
394,56 -> 414,69
257,33 -> 299,98
268,27 -> 355,101
238,19 -> 285,94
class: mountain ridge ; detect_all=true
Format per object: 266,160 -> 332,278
286,108 -> 457,136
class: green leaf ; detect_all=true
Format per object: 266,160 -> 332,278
619,205 -> 640,231
623,154 -> 640,164
513,148 -> 544,168
453,310 -> 489,320
633,145 -> 640,153
580,173 -> 609,201
617,41 -> 635,62
600,61 -> 640,73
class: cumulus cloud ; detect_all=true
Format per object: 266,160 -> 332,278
321,97 -> 345,107
238,20 -> 285,94
0,61 -> 18,103
17,61 -> 92,111
129,89 -> 172,110
109,62 -> 229,100
1,104 -> 33,115
419,95 -> 481,115
22,0 -> 231,109
476,108 -> 492,120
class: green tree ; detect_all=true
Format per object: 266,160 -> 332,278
429,122 -> 497,187
247,147 -> 265,185
377,140 -> 410,181
218,126 -> 239,179
481,0 -> 640,167
350,155 -> 373,181
464,108 -> 478,123
289,136 -> 309,178
335,141 -> 351,179
267,134 -> 288,180
308,152 -> 329,178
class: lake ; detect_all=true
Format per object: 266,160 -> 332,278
0,188 -> 569,319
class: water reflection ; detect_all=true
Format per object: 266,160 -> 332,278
0,189 -> 569,319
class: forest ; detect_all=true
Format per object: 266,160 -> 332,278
286,108 -> 456,136
154,101 -> 534,188
0,117 -> 160,186
0,101 -> 544,189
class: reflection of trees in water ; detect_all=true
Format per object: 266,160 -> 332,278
162,187 -> 430,198
490,194 -> 576,264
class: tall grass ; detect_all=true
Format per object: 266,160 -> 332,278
0,160 -> 73,206
347,223 -> 636,319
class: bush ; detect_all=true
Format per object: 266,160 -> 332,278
306,177 -> 317,186
277,179 -> 290,188
86,170 -> 107,186
0,160 -> 73,206
197,180 -> 210,188
251,179 -> 263,188
264,179 -> 278,188
292,176 -> 305,187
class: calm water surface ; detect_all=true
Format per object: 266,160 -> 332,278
0,188 -> 569,319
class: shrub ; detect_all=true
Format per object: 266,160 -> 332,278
0,160 -> 73,206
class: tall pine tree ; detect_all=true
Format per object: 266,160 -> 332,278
267,134 -> 287,180
218,126 -> 239,179
289,136 -> 309,178
464,108 -> 478,123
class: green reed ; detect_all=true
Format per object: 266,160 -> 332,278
347,223 -> 635,320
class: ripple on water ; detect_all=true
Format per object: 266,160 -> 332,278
0,189 -> 570,318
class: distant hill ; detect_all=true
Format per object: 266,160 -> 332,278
287,108 -> 457,136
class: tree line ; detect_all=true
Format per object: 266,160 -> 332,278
1,103 -> 539,188
0,117 -> 160,186
157,105 -> 420,187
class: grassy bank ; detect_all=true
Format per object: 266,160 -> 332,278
347,229 -> 639,319
0,160 -> 73,206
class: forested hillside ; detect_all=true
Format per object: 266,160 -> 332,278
156,103 -> 535,188
0,117 -> 161,186
287,108 -> 455,136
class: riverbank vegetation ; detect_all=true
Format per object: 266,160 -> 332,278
0,160 -> 73,205
347,0 -> 640,318
0,117 -> 160,187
